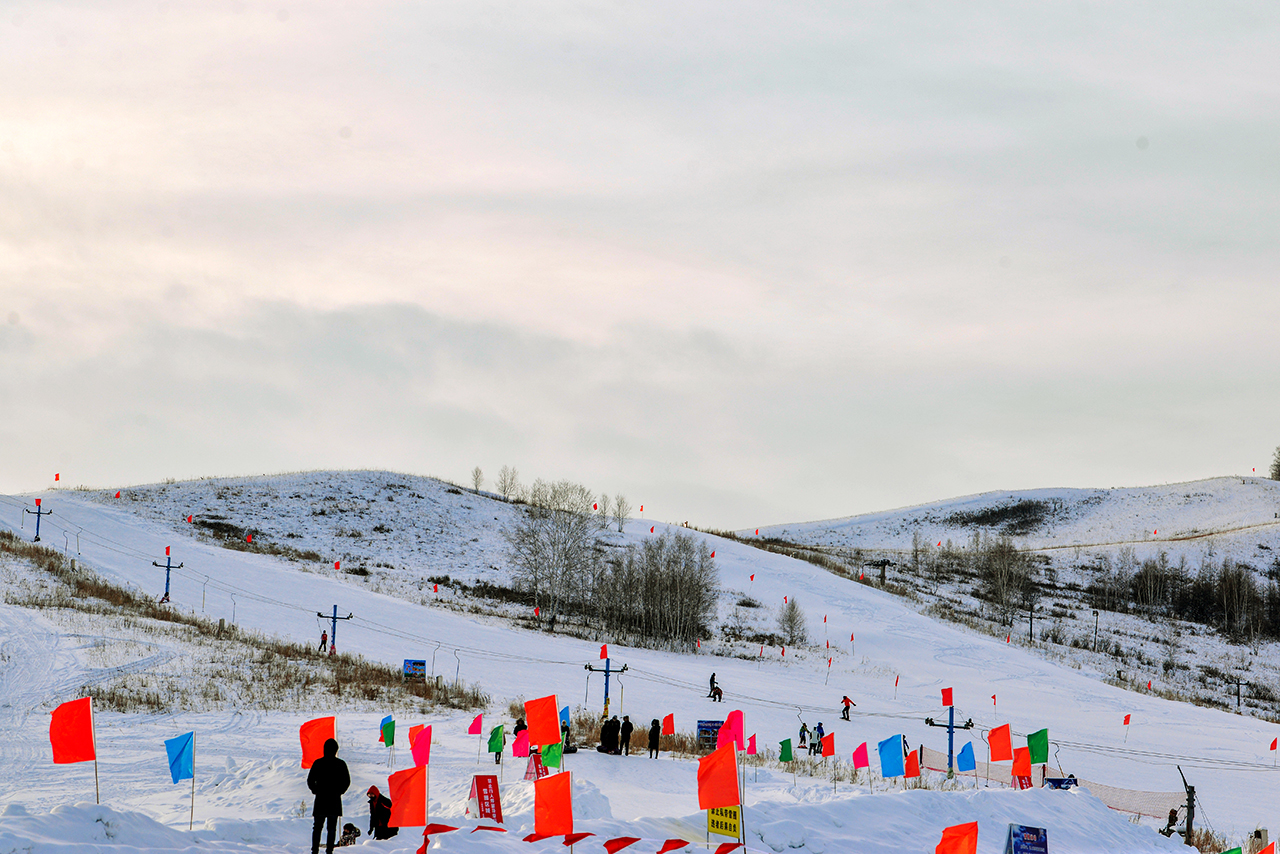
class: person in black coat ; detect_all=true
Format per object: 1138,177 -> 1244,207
307,738 -> 350,854
647,719 -> 660,759
619,716 -> 634,756
365,786 -> 398,840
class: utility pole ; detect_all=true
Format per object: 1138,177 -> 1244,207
24,498 -> 51,542
152,547 -> 184,604
1177,766 -> 1195,845
1092,610 -> 1099,652
584,657 -> 627,718
317,605 -> 354,656
925,711 -> 974,777
1227,677 -> 1244,711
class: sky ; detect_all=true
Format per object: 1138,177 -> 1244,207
2,1 -> 1278,530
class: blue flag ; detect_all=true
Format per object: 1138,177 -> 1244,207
165,732 -> 194,784
957,741 -> 976,772
559,706 -> 570,727
877,734 -> 905,778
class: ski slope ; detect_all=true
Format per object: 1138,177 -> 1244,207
2,476 -> 1277,852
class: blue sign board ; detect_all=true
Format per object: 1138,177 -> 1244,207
696,720 -> 724,752
403,659 -> 426,681
1004,824 -> 1048,854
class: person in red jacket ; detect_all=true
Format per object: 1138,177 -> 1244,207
366,786 -> 398,840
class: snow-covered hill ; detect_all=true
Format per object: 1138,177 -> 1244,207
2,472 -> 1277,852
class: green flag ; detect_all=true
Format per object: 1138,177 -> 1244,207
542,742 -> 563,769
487,724 -> 505,753
381,720 -> 395,747
779,738 -> 793,762
1217,848 -> 1242,854
1027,728 -> 1048,765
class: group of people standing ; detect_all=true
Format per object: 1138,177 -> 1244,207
597,714 -> 663,758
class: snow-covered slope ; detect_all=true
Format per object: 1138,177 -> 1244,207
2,473 -> 1277,852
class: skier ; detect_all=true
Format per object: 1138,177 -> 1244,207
707,673 -> 718,698
798,722 -> 809,749
620,716 -> 634,756
810,723 -> 825,756
319,630 -> 328,652
307,738 -> 350,854
365,786 -> 397,840
840,695 -> 855,721
648,719 -> 660,759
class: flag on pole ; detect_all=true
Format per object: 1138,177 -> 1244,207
746,734 -> 756,755
749,574 -> 754,581
852,742 -> 869,769
717,710 -> 744,750
411,725 -> 432,767
877,736 -> 905,778
542,742 -> 563,769
697,744 -> 740,809
989,724 -> 1012,762
821,733 -> 834,757
941,687 -> 953,707
662,714 -> 675,735
560,707 -> 570,727
513,731 -> 530,758
710,551 -> 715,558
1011,746 -> 1032,777
388,766 -> 427,827
469,714 -> 483,735
1270,738 -> 1277,751
50,698 -> 96,764
778,739 -> 794,762
165,732 -> 194,783
299,717 -> 335,769
1123,714 -> 1131,726
935,821 -> 979,854
380,715 -> 395,746
957,742 -> 976,773
904,750 -> 920,778
600,644 -> 608,660
534,771 -> 574,835
487,726 -> 505,754
657,841 -> 690,854
605,839 -> 642,854
524,695 -> 561,746
1027,728 -> 1049,765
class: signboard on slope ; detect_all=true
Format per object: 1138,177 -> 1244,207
466,775 -> 503,824
1004,824 -> 1047,854
402,660 -> 426,681
708,806 -> 740,839
696,720 -> 724,753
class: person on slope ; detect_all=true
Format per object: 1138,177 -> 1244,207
810,723 -> 825,756
798,722 -> 809,749
307,738 -> 350,854
366,786 -> 398,840
840,695 -> 855,721
707,673 -> 718,698
319,630 -> 328,652
620,716 -> 634,756
648,719 -> 661,759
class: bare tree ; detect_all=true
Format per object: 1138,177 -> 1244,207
471,466 -> 484,492
777,599 -> 808,646
1271,445 -> 1280,480
613,495 -> 631,533
497,465 -> 520,501
597,494 -> 611,526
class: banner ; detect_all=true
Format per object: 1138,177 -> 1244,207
707,806 -> 740,839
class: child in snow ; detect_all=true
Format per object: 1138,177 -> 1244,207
366,786 -> 397,840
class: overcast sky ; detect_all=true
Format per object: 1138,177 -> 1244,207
2,1 -> 1278,529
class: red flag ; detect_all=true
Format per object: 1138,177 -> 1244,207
334,561 -> 340,570
710,551 -> 715,558
715,845 -> 745,854
662,714 -> 674,735
989,724 -> 1012,762
433,584 -> 438,592
650,526 -> 655,533
593,503 -> 597,510
525,694 -> 561,746
165,546 -> 170,556
534,606 -> 540,617
1256,844 -> 1275,854
823,614 -> 827,623
114,491 -> 121,498
420,822 -> 460,852
697,743 -> 740,809
1270,738 -> 1277,751
1147,680 -> 1152,691
749,574 -> 755,582
941,687 -> 953,707
991,694 -> 996,706
759,645 -> 763,657
894,675 -> 899,687
409,723 -> 425,748
604,839 -> 642,854
388,766 -> 427,826
49,697 -> 95,763
697,639 -> 701,649
186,515 -> 192,523
936,821 -> 979,854
468,714 -> 483,735
820,733 -> 834,757
755,529 -> 759,535
600,644 -> 608,660
566,832 -> 596,845
657,842 -> 690,854
411,725 -> 432,766
534,771 -> 574,836
1005,633 -> 1010,643
1011,746 -> 1031,776
54,473 -> 59,481
937,541 -> 941,547
783,596 -> 787,603
781,647 -> 785,656
639,505 -> 643,511
850,632 -> 854,642
747,734 -> 756,755
1123,714 -> 1131,726
852,742 -> 869,769
299,716 -> 335,769
246,534 -> 252,543
35,498 -> 41,506
905,749 -> 920,778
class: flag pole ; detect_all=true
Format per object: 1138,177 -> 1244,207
90,698 -> 100,805
190,732 -> 196,830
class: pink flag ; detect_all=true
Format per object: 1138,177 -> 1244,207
468,714 -> 482,735
746,734 -> 756,755
411,724 -> 432,766
716,710 -> 744,750
852,742 -> 869,769
513,730 -> 530,758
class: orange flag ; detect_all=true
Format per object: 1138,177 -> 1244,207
525,694 -> 561,746
936,821 -> 979,854
905,749 -> 920,778
1011,746 -> 1031,777
299,716 -> 335,769
1255,843 -> 1274,854
662,714 -> 675,735
49,697 -> 95,764
388,765 -> 426,826
697,744 -> 740,809
989,724 -> 1012,762
820,733 -> 834,757
534,771 -> 574,836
